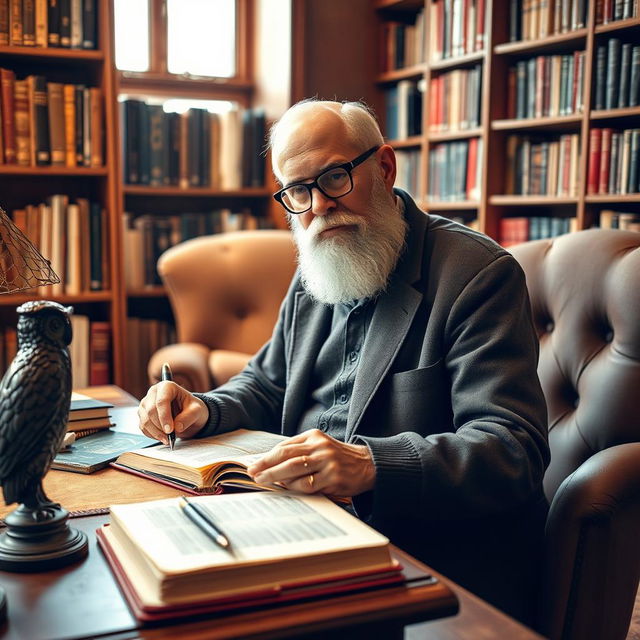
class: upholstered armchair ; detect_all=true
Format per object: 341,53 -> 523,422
510,229 -> 640,640
147,230 -> 297,392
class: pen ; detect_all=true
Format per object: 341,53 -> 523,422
161,362 -> 176,451
179,496 -> 232,552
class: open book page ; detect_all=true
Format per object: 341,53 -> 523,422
122,429 -> 288,470
109,493 -> 393,587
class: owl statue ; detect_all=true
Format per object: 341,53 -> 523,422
0,300 -> 73,513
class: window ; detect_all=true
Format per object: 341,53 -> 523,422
114,0 -> 239,80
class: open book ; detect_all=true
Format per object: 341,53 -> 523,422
113,429 -> 288,493
97,492 -> 402,619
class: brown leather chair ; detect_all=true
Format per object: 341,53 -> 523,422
510,229 -> 640,640
147,230 -> 297,392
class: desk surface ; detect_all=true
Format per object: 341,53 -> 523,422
0,386 -> 544,640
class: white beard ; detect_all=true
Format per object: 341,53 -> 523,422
290,179 -> 407,305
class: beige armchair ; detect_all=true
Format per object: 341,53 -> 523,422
148,230 -> 297,392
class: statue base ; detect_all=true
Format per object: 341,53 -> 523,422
0,504 -> 88,572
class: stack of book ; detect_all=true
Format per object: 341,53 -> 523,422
428,138 -> 482,202
509,0 -> 588,41
429,65 -> 483,132
0,70 -> 103,168
428,0 -> 486,61
596,0 -> 639,24
379,9 -> 426,71
599,210 -> 640,231
587,128 -> 640,195
67,391 -> 113,437
592,39 -> 640,111
384,80 -> 423,140
499,216 -> 578,246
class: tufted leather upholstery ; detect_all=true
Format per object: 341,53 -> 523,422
510,229 -> 640,640
147,230 -> 297,392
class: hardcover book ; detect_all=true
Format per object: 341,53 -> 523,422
97,492 -> 402,618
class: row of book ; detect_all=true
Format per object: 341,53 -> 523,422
593,39 -> 640,111
505,134 -> 581,196
599,209 -> 640,231
395,149 -> 421,197
124,317 -> 175,402
69,315 -> 110,388
11,194 -> 108,295
384,80 -> 423,140
121,101 -> 266,190
587,128 -> 640,195
595,0 -> 639,23
507,52 -> 585,120
429,64 -> 482,132
0,0 -> 98,49
379,10 -> 425,72
428,138 -> 482,202
427,0 -> 486,61
509,0 -> 588,42
123,210 -> 273,291
499,216 -> 578,246
0,316 -> 110,385
0,69 -> 103,167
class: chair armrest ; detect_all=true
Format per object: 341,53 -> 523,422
147,343 -> 212,393
540,443 -> 640,640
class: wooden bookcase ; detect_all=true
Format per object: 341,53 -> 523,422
0,0 -> 125,387
372,0 -> 640,242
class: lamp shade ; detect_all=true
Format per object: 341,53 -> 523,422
0,208 -> 59,295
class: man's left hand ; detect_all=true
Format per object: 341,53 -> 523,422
246,429 -> 376,497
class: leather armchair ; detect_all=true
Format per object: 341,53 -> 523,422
148,230 -> 297,392
510,229 -> 640,640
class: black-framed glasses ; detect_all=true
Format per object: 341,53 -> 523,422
273,146 -> 380,214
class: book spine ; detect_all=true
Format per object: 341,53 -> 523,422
81,0 -> 95,48
74,84 -> 83,165
82,86 -> 91,166
58,0 -> 69,46
598,128 -> 612,194
594,45 -> 606,110
69,0 -> 80,48
14,79 -> 30,166
628,129 -> 639,193
89,321 -> 110,385
22,0 -> 35,45
187,108 -> 201,187
35,0 -> 46,46
89,201 -> 102,290
618,43 -> 631,109
47,0 -> 59,45
89,86 -> 101,167
31,75 -> 50,165
0,0 -> 8,45
123,100 -> 139,183
9,0 -> 21,45
63,83 -> 75,166
630,46 -> 640,108
0,69 -> 16,164
605,38 -> 621,110
148,104 -> 164,187
608,131 -> 620,193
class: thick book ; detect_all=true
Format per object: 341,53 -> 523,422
113,429 -> 291,494
27,75 -> 50,165
0,68 -> 16,164
97,492 -> 403,621
69,391 -> 113,422
52,429 -> 157,474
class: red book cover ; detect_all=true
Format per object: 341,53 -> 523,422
587,128 -> 602,195
89,321 -> 111,385
0,68 -> 16,164
466,136 -> 478,198
475,0 -> 486,50
598,128 -> 612,194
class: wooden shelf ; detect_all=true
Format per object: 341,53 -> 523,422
490,196 -> 579,206
428,50 -> 485,71
0,291 -> 113,307
123,186 -> 271,198
594,16 -> 640,34
493,29 -> 588,55
0,45 -> 103,61
491,115 -> 583,131
424,200 -> 480,210
0,165 -> 108,176
374,0 -> 424,10
376,64 -> 427,84
428,128 -> 483,142
590,106 -> 640,120
126,287 -> 167,298
388,136 -> 424,148
585,194 -> 640,203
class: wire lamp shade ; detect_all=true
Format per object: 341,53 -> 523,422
0,208 -> 59,294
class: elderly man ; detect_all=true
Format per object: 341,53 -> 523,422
139,99 -> 549,626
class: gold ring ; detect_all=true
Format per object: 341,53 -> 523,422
302,455 -> 308,469
308,474 -> 314,488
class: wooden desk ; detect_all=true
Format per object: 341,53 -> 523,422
0,386 -> 545,640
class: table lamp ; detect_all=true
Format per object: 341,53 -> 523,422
0,207 -> 89,621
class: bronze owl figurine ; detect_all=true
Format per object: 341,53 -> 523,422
0,300 -> 73,514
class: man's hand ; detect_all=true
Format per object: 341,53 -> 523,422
138,381 -> 209,445
246,429 -> 376,497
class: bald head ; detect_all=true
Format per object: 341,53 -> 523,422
270,100 -> 385,183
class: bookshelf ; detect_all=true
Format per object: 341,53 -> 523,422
372,0 -> 640,244
0,0 -> 123,389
